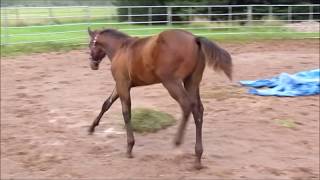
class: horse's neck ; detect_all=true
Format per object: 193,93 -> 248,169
104,36 -> 132,60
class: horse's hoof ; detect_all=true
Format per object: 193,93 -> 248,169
174,140 -> 182,147
194,162 -> 203,170
194,160 -> 203,170
126,153 -> 134,158
88,127 -> 95,135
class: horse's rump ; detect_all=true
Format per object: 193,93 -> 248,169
146,30 -> 199,80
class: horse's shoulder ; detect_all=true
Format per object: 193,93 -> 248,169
120,38 -> 137,49
111,52 -> 129,79
131,37 -> 151,48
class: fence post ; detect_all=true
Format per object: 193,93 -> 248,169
247,5 -> 252,25
309,5 -> 313,21
48,7 -> 54,23
3,7 -> 9,46
15,7 -> 20,20
85,6 -> 91,27
268,6 -> 273,20
167,6 -> 172,25
208,6 -> 211,21
189,7 -> 192,21
148,7 -> 152,26
128,7 -> 132,22
48,7 -> 53,18
228,6 -> 232,25
288,6 -> 292,23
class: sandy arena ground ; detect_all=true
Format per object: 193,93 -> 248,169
1,39 -> 319,179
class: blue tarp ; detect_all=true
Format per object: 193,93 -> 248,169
239,69 -> 320,96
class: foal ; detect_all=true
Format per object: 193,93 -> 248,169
87,28 -> 232,169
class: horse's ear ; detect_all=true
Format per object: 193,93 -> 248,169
88,27 -> 94,37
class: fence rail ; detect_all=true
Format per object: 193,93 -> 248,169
1,4 -> 319,46
2,4 -> 319,8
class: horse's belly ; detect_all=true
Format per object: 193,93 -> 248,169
130,69 -> 160,86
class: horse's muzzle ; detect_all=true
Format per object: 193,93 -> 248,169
90,61 -> 99,70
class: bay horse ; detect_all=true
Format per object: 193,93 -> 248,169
87,28 -> 232,169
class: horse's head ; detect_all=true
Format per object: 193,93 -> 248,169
88,28 -> 106,70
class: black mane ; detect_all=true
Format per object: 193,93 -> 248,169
100,29 -> 130,39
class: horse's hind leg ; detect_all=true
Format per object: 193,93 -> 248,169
163,78 -> 203,169
161,79 -> 193,146
184,60 -> 205,169
186,85 -> 204,169
88,88 -> 119,134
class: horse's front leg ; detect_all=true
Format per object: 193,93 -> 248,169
117,82 -> 134,158
88,88 -> 119,134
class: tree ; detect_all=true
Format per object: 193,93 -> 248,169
112,0 -> 318,23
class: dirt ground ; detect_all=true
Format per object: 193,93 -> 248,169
1,39 -> 319,180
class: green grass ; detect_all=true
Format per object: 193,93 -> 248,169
274,119 -> 297,129
1,6 -> 117,26
1,22 -> 318,57
0,42 -> 84,57
131,108 -> 176,133
2,20 -> 317,44
1,6 -> 319,57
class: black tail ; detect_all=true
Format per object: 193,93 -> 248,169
196,36 -> 232,80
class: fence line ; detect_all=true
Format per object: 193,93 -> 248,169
1,4 -> 319,46
4,12 -> 320,21
2,4 -> 319,9
3,18 -> 314,29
